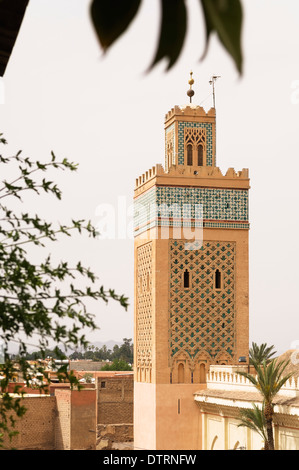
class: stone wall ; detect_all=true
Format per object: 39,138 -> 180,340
55,389 -> 71,450
2,375 -> 131,450
97,375 -> 133,425
2,396 -> 56,450
1,388 -> 96,450
70,389 -> 96,450
55,388 -> 96,450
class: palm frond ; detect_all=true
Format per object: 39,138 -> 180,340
238,403 -> 268,443
249,342 -> 276,366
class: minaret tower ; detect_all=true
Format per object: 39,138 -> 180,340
133,74 -> 250,450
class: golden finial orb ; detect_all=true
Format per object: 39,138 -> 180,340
187,71 -> 195,103
188,71 -> 194,86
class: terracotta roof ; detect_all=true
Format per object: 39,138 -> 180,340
0,0 -> 29,76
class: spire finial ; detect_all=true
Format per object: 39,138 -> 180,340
187,70 -> 195,103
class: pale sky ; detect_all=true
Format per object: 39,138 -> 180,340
1,0 -> 299,355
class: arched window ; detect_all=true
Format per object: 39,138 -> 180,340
183,269 -> 190,288
199,363 -> 206,383
178,363 -> 184,383
197,145 -> 203,166
187,144 -> 193,166
215,269 -> 221,289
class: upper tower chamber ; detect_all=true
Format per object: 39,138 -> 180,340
164,104 -> 216,171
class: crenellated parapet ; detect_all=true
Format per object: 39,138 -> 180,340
165,105 -> 215,123
135,164 -> 163,189
135,163 -> 249,191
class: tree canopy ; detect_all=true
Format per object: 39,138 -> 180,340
90,0 -> 243,73
0,136 -> 128,446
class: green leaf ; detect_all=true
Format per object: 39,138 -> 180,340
150,0 -> 187,71
200,0 -> 243,74
90,0 -> 142,51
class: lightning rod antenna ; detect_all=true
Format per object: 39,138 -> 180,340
209,75 -> 221,109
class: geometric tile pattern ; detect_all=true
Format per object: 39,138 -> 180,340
156,187 -> 248,221
178,122 -> 213,165
169,240 -> 236,364
134,186 -> 249,237
136,242 -> 153,380
134,187 -> 156,235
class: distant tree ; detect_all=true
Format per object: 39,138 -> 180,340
112,344 -> 120,359
0,136 -> 128,447
83,350 -> 95,360
68,339 -> 134,363
101,359 -> 132,371
68,350 -> 84,360
118,338 -> 133,364
90,0 -> 243,73
23,347 -> 66,361
99,344 -> 110,361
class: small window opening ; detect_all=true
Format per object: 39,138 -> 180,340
183,269 -> 190,288
215,269 -> 221,289
187,144 -> 193,166
100,381 -> 106,389
198,145 -> 203,166
178,398 -> 181,414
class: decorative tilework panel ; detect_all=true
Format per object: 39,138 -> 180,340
178,122 -> 213,166
169,240 -> 236,363
134,186 -> 249,236
156,186 -> 248,221
134,187 -> 156,231
136,242 -> 153,379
